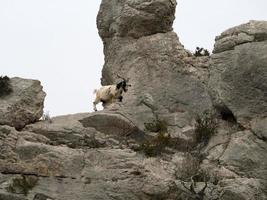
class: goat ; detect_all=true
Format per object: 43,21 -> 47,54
93,76 -> 131,111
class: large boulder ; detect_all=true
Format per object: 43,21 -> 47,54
220,178 -> 265,200
0,77 -> 46,129
209,20 -> 267,127
97,0 -> 176,39
97,0 -> 213,116
219,130 -> 267,179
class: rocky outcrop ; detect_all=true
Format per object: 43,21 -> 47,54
0,116 -> 184,200
213,20 -> 267,53
0,1 -> 267,200
97,0 -> 213,116
209,20 -> 267,127
97,0 -> 176,39
0,77 -> 46,129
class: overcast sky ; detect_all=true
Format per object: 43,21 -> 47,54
1,0 -> 266,116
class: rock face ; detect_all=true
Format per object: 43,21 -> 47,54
97,0 -> 213,116
97,0 -> 176,39
0,1 -> 267,200
0,115 -> 183,200
0,77 -> 46,129
209,20 -> 267,127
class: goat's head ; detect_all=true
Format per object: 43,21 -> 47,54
116,75 -> 131,92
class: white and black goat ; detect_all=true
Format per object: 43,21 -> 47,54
93,76 -> 131,111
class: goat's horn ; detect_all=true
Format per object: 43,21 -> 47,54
117,74 -> 123,79
117,74 -> 127,82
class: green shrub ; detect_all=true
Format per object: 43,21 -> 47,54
141,132 -> 171,157
7,175 -> 38,195
0,76 -> 13,97
144,119 -> 167,133
195,111 -> 218,145
194,47 -> 210,57
141,119 -> 170,156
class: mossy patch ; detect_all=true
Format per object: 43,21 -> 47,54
7,175 -> 38,196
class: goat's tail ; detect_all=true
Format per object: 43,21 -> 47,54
93,89 -> 97,94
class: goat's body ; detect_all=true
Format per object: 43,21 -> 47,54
93,85 -> 123,111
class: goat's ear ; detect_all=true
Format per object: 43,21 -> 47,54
117,74 -> 123,80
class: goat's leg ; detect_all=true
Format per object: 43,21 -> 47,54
93,98 -> 100,111
118,96 -> 123,102
102,99 -> 112,109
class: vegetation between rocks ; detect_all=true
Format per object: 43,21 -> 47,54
7,175 -> 38,195
141,119 -> 170,156
144,119 -> 168,133
194,47 -> 210,57
175,111 -> 219,199
0,76 -> 13,97
194,110 -> 218,146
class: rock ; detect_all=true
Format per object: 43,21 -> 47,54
33,193 -> 55,200
251,117 -> 267,141
100,31 -> 213,116
219,130 -> 267,179
97,0 -> 176,39
1,2 -> 267,200
0,193 -> 27,200
209,20 -> 267,127
97,0 -> 213,117
213,20 -> 267,53
79,111 -> 141,138
0,124 -> 182,199
220,178 -> 266,200
24,113 -> 107,149
0,77 -> 46,129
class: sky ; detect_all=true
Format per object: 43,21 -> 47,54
0,0 -> 266,116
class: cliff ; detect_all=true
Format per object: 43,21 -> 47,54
0,1 -> 266,200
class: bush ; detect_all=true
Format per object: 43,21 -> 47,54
0,76 -> 13,97
144,119 -> 167,133
141,132 -> 171,157
194,47 -> 210,57
7,175 -> 38,195
175,153 -> 200,182
195,111 -> 218,145
141,119 -> 170,157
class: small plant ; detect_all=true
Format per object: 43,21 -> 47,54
180,179 -> 208,200
0,76 -> 13,97
195,111 -> 218,145
144,119 -> 168,133
194,47 -> 210,57
176,153 -> 200,182
141,119 -> 169,156
7,175 -> 38,195
140,132 -> 171,157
